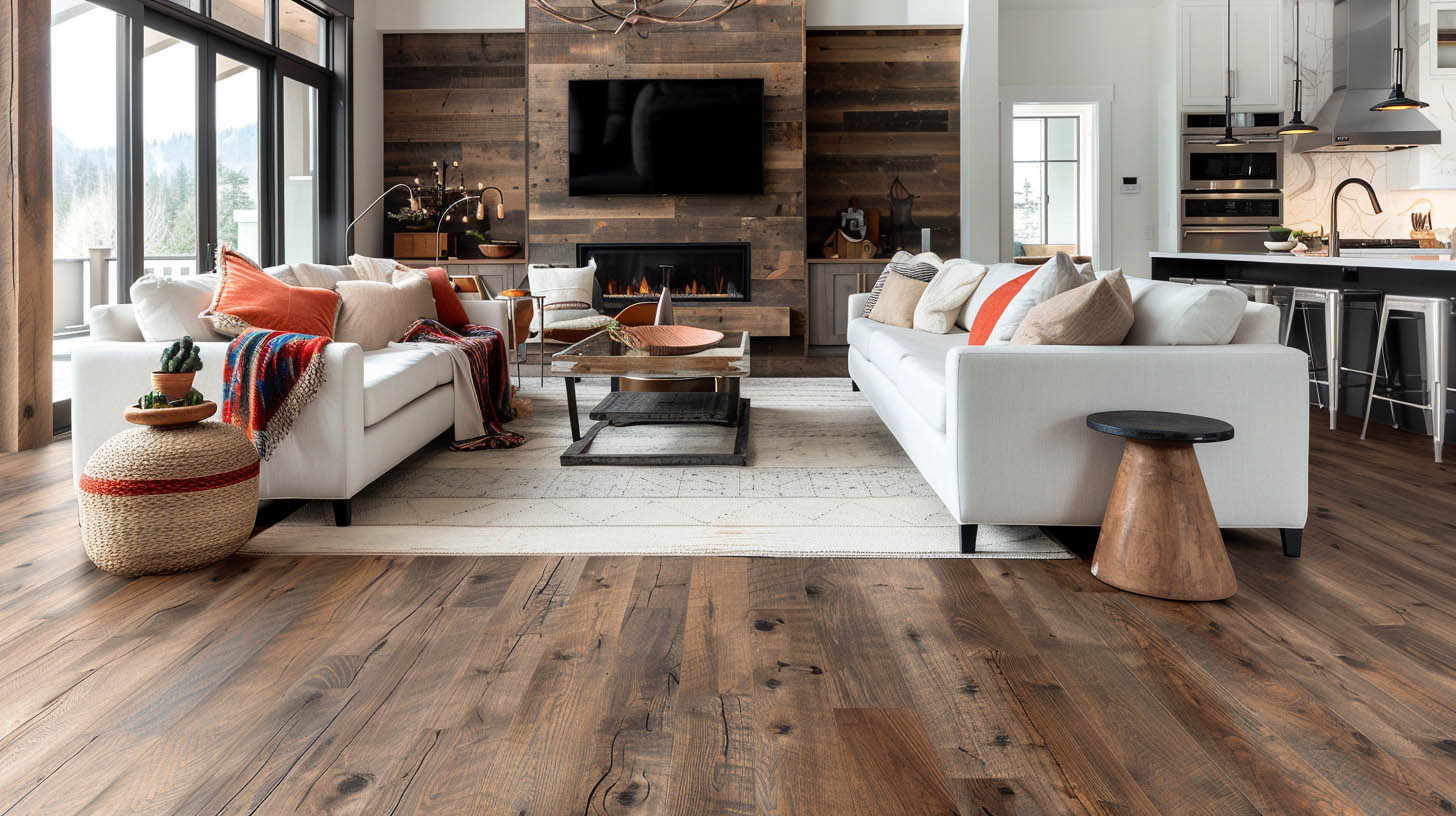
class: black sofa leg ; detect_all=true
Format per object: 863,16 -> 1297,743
851,380 -> 859,392
333,499 -> 353,527
960,524 -> 977,554
1280,528 -> 1302,558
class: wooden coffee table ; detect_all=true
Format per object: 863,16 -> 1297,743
1086,410 -> 1237,601
550,330 -> 750,466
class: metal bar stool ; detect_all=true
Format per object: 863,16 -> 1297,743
1359,295 -> 1451,463
1280,287 -> 1381,431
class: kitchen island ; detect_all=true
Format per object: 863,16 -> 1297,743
1149,251 -> 1452,439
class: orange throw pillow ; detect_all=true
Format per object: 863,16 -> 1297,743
204,249 -> 340,338
420,266 -> 469,329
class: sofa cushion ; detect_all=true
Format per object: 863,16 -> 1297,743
1011,272 -> 1134,346
867,270 -> 929,328
1120,276 -> 1248,345
850,317 -> 968,377
861,251 -> 942,317
335,273 -> 436,351
291,262 -> 359,290
130,273 -> 228,342
362,347 -> 446,426
913,259 -> 987,334
958,253 -> 1083,345
203,249 -> 341,338
893,355 -> 948,433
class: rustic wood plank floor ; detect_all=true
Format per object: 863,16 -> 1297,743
1,413 -> 1452,815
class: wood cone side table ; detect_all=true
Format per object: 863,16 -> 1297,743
1086,411 -> 1238,602
78,421 -> 259,576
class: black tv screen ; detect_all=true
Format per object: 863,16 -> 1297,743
569,79 -> 765,196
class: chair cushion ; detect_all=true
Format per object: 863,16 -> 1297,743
893,355 -> 947,432
1120,276 -> 1248,345
362,347 -> 446,426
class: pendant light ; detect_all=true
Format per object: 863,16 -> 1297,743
1372,0 -> 1428,111
1279,0 -> 1318,135
1215,0 -> 1246,147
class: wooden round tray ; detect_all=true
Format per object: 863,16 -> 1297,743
123,401 -> 218,428
627,325 -> 725,356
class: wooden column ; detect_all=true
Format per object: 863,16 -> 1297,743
0,0 -> 53,451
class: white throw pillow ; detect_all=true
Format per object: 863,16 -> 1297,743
913,259 -> 987,334
528,259 -> 598,331
348,254 -> 406,283
956,253 -> 1084,344
292,262 -> 360,290
130,273 -> 228,342
334,273 -> 436,351
1118,276 -> 1249,345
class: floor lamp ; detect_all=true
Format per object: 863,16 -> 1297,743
344,183 -> 420,255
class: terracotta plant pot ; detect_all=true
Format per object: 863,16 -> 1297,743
151,371 -> 196,402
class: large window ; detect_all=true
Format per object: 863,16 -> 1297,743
50,0 -> 349,425
1012,115 -> 1081,251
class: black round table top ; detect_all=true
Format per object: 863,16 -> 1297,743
1086,411 -> 1234,443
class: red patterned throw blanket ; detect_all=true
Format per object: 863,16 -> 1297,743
399,319 -> 525,451
223,330 -> 330,460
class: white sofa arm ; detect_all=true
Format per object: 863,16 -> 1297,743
462,299 -> 510,334
848,292 -> 871,320
71,340 -> 366,501
944,343 -> 1309,528
87,305 -> 144,342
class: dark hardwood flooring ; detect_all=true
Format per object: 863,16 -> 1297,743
0,412 -> 1452,814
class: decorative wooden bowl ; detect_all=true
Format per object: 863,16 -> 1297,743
481,240 -> 521,258
124,401 -> 218,428
626,325 -> 725,356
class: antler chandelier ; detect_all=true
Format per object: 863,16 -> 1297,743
533,0 -> 754,36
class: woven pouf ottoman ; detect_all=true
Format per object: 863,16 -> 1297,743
79,421 -> 259,576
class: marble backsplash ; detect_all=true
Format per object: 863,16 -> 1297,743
1283,151 -> 1456,240
1280,0 -> 1456,240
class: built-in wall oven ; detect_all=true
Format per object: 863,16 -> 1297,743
1179,112 -> 1285,254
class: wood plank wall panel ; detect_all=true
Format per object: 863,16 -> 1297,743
382,34 -> 528,249
0,0 -> 53,450
526,0 -> 808,342
806,29 -> 961,259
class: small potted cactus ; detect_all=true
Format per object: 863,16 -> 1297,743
151,336 -> 204,402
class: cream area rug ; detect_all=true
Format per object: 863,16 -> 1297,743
244,377 -> 1073,559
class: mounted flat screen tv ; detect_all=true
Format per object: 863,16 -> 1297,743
568,79 -> 765,196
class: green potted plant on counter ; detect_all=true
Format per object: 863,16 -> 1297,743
1265,226 -> 1296,253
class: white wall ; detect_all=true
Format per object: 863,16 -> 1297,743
808,0 -> 964,28
998,3 -> 1164,276
351,0 -> 384,256
375,0 -> 525,33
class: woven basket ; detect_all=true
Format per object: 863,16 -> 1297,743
78,421 -> 259,576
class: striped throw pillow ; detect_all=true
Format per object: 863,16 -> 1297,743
861,260 -> 941,317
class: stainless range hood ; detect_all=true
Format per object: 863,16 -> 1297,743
1292,0 -> 1440,153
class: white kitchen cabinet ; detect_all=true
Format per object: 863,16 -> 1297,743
1180,0 -> 1284,110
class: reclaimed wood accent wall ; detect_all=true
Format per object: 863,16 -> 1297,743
807,29 -> 962,258
1,0 -> 53,450
525,0 -> 808,340
383,34 -> 528,249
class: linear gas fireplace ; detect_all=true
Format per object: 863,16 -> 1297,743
578,242 -> 750,305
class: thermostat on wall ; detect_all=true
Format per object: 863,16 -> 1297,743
1119,177 -> 1140,194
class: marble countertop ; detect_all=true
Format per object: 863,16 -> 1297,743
1150,251 -> 1456,271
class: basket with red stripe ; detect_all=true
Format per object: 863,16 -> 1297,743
79,421 -> 260,576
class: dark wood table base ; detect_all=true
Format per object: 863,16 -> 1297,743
1090,438 -> 1237,601
561,377 -> 750,466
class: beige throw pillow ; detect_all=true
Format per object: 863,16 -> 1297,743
913,259 -> 987,333
867,271 -> 930,328
1010,271 -> 1134,346
335,273 -> 436,351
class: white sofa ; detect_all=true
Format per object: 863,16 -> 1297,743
71,298 -> 509,526
846,286 -> 1311,555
